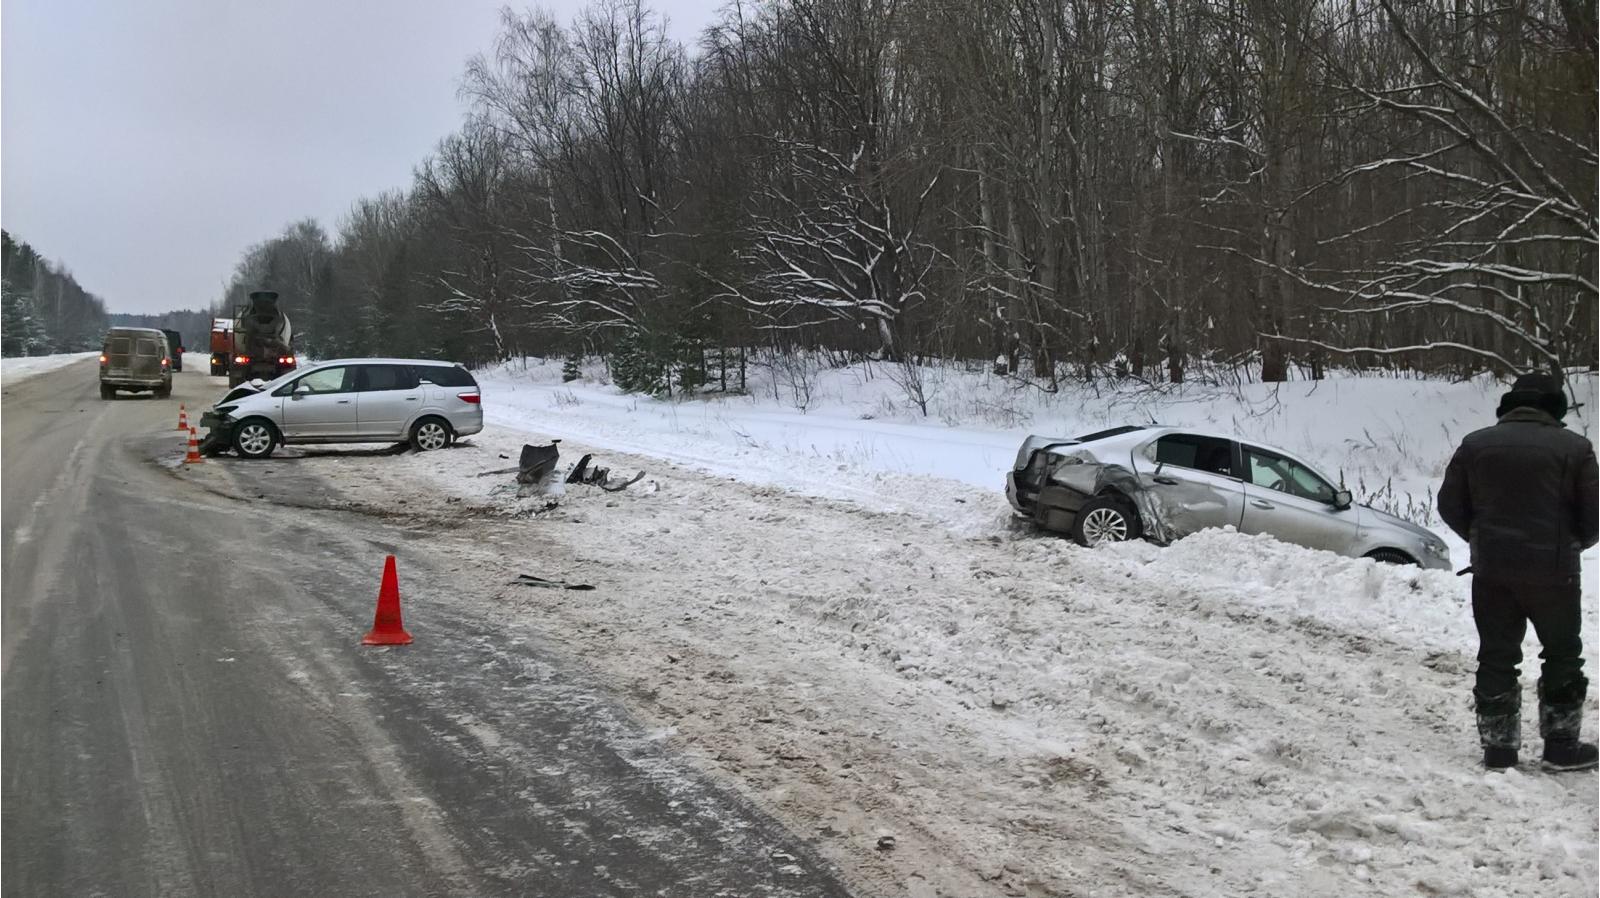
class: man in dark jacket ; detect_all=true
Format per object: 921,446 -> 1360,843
1439,373 -> 1599,772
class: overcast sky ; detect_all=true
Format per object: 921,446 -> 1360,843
2,0 -> 718,314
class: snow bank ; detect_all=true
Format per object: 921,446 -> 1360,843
0,352 -> 99,384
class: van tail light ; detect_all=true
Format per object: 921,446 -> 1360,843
234,355 -> 249,365
99,354 -> 108,365
161,357 -> 170,368
457,392 -> 481,404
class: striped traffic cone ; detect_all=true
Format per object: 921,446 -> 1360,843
176,403 -> 189,431
184,426 -> 204,464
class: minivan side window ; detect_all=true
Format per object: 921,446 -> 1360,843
417,365 -> 475,388
359,365 -> 420,391
1145,434 -> 1236,477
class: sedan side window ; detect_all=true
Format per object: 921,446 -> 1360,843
1146,434 -> 1235,477
1243,447 -> 1337,503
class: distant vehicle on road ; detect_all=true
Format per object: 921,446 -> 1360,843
209,317 -> 234,377
160,328 -> 185,372
99,327 -> 172,399
1007,425 -> 1451,569
202,358 -> 483,459
226,291 -> 298,387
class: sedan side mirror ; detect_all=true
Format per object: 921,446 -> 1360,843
1332,489 -> 1353,510
292,383 -> 311,400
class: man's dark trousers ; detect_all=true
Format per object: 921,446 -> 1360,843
1473,574 -> 1588,717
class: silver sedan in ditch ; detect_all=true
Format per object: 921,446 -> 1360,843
1006,425 -> 1452,569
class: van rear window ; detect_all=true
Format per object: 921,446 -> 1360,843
417,365 -> 476,388
136,340 -> 160,356
108,338 -> 130,355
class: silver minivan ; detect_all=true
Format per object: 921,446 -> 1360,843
202,358 -> 484,459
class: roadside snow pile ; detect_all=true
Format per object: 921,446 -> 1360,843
1,352 -> 98,383
1099,528 -> 1478,653
306,427 -> 1597,898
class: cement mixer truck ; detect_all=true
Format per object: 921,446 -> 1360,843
224,290 -> 298,387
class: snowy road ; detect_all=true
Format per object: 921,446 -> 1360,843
0,361 -> 853,897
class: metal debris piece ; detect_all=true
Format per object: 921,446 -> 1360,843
513,573 -> 595,591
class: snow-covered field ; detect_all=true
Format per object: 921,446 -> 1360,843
172,359 -> 1599,896
0,351 -> 98,384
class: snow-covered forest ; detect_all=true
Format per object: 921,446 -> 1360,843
215,0 -> 1594,388
1,230 -> 110,357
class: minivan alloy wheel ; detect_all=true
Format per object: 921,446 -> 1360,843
236,422 -> 274,458
413,420 -> 449,452
1080,507 -> 1129,545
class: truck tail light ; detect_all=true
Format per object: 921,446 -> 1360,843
457,392 -> 481,404
234,355 -> 249,365
278,356 -> 296,365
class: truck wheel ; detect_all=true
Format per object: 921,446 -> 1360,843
409,417 -> 452,452
100,385 -> 115,400
1072,495 -> 1142,547
233,419 -> 278,459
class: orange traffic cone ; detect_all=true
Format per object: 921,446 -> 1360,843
184,426 -> 204,464
176,403 -> 188,431
362,556 -> 414,645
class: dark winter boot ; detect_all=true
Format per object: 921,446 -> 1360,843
1474,688 -> 1521,770
1539,680 -> 1598,773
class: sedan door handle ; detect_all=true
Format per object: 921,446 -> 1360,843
1251,500 -> 1275,509
336,399 -> 351,404
1153,476 -> 1179,486
405,397 -> 418,401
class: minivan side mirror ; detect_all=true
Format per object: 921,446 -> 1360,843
1332,489 -> 1353,510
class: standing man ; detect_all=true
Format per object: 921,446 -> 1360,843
1439,373 -> 1598,771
